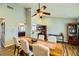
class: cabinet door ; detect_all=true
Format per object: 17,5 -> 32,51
67,24 -> 78,44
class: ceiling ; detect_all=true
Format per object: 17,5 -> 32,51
18,3 -> 79,18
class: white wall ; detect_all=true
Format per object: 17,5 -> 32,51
31,16 -> 76,42
0,4 -> 26,47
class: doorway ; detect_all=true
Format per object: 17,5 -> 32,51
0,18 -> 5,48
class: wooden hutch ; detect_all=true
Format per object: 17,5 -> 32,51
37,25 -> 47,41
67,23 -> 79,45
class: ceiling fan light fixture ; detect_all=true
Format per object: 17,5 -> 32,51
32,3 -> 51,18
39,13 -> 43,16
37,12 -> 43,16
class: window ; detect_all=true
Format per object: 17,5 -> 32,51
18,23 -> 25,32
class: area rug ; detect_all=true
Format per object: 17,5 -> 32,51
50,43 -> 63,56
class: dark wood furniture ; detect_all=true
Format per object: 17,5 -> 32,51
18,32 -> 25,37
13,37 -> 21,56
37,25 -> 47,41
77,23 -> 79,44
14,44 -> 20,56
67,23 -> 78,45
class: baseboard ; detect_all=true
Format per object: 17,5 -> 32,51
4,43 -> 14,48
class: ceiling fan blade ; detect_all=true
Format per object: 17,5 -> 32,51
42,6 -> 47,10
32,13 -> 37,17
40,5 -> 47,12
43,12 -> 51,15
36,9 -> 40,13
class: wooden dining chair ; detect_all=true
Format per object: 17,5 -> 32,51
32,44 -> 50,56
20,39 -> 33,56
13,37 -> 21,56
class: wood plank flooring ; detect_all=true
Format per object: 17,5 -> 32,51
0,43 -> 79,56
0,45 -> 14,56
63,43 -> 79,56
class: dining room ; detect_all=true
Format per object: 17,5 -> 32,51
0,3 -> 79,56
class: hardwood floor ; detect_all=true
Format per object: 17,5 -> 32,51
0,43 -> 79,56
0,45 -> 14,56
63,43 -> 79,56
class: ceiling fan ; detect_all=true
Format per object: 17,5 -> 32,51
32,3 -> 51,18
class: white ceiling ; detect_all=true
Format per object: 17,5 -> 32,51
18,3 -> 79,18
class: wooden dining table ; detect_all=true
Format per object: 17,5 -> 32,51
19,36 -> 63,56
